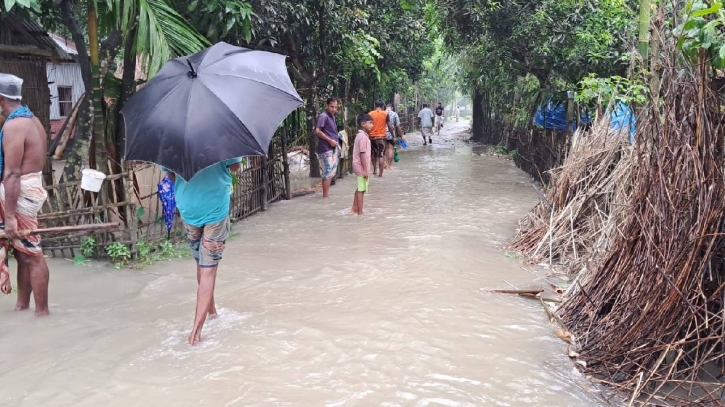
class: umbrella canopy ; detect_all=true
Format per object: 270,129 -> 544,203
123,42 -> 303,180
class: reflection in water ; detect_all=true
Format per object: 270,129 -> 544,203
0,128 -> 602,406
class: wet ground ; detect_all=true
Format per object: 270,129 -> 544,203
0,119 -> 603,406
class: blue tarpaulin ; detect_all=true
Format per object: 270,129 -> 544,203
534,99 -> 635,142
609,102 -> 636,143
534,100 -> 592,132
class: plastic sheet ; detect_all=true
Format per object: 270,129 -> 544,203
609,102 -> 636,143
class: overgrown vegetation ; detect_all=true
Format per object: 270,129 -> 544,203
432,0 -> 637,144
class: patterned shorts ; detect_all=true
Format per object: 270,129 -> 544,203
371,138 -> 387,158
184,216 -> 231,268
317,150 -> 339,180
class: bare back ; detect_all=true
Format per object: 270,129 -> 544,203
3,116 -> 47,176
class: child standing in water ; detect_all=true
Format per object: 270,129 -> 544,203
351,114 -> 373,215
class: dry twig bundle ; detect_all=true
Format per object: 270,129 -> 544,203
508,119 -> 633,276
561,55 -> 725,405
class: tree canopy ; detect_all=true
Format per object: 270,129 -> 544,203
5,0 -> 710,175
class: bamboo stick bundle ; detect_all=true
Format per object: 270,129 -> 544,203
508,117 -> 634,276
559,49 -> 725,404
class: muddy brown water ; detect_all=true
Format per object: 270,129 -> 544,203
0,121 -> 604,406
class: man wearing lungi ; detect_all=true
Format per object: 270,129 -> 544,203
0,73 -> 50,316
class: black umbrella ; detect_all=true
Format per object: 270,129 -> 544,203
122,42 -> 303,180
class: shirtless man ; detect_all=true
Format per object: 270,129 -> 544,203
0,73 -> 50,316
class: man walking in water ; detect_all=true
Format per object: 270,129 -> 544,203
0,73 -> 50,316
418,104 -> 433,145
435,102 -> 445,129
368,100 -> 394,177
164,158 -> 242,345
315,97 -> 339,197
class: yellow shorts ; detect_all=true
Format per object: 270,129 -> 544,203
357,176 -> 369,193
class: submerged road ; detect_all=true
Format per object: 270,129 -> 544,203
0,119 -> 603,406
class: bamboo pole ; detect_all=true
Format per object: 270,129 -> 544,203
261,156 -> 269,211
53,95 -> 84,160
281,127 -> 291,200
637,0 -> 651,66
0,45 -> 56,57
0,223 -> 119,239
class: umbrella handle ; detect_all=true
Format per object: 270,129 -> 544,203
187,59 -> 197,78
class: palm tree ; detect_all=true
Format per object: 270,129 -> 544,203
59,0 -> 209,179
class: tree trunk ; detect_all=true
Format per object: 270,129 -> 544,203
59,0 -> 93,183
112,25 -> 137,163
471,88 -> 484,142
106,24 -> 138,216
88,1 -> 108,173
304,90 -> 321,178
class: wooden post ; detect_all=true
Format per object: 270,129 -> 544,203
280,127 -> 291,200
261,156 -> 269,211
566,91 -> 575,136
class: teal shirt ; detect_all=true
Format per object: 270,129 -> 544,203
164,158 -> 242,227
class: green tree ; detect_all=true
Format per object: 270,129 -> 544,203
247,0 -> 379,177
432,0 -> 635,141
48,0 -> 209,181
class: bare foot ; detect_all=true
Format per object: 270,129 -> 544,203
35,309 -> 50,317
0,269 -> 11,295
188,327 -> 202,345
14,303 -> 29,311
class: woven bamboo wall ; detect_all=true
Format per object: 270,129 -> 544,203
0,59 -> 51,133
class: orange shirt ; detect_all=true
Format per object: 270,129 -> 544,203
369,110 -> 388,138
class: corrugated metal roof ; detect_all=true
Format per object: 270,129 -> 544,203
1,13 -> 72,60
48,32 -> 77,55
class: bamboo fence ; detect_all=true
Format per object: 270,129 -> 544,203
41,126 -> 295,258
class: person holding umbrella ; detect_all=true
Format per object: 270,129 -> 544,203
162,159 -> 241,345
123,42 -> 303,345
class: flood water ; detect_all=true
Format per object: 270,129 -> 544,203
0,121 -> 603,406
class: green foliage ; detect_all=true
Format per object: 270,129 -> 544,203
81,237 -> 97,258
2,0 -> 40,12
136,240 -> 154,264
676,0 -> 725,69
432,0 -> 637,139
132,0 -> 210,77
153,240 -> 191,261
577,74 -> 649,107
346,31 -> 382,81
131,238 -> 191,266
73,236 -> 97,265
492,145 -> 516,159
186,0 -> 254,44
107,243 -> 132,269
